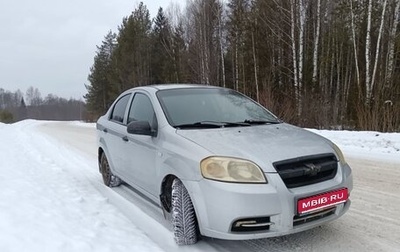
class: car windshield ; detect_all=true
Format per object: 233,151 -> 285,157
156,87 -> 280,128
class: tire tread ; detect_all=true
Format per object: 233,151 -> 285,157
171,179 -> 198,245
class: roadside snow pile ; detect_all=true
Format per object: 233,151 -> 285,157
0,120 -> 164,252
307,129 -> 400,161
70,121 -> 96,128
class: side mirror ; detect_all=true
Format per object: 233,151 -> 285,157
127,121 -> 157,137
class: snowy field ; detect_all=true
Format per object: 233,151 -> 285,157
0,120 -> 399,252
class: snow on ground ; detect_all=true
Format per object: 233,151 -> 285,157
0,120 -> 399,252
0,120 -> 164,252
69,121 -> 96,128
307,129 -> 400,162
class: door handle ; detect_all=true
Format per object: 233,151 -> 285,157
122,136 -> 129,142
103,128 -> 108,133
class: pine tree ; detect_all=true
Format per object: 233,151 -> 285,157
111,2 -> 152,90
19,97 -> 27,120
84,31 -> 117,117
171,21 -> 189,83
151,7 -> 175,83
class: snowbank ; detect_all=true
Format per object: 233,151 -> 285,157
307,129 -> 400,162
69,121 -> 96,128
0,120 -> 164,252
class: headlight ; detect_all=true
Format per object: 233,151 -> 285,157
200,157 -> 267,183
332,143 -> 347,166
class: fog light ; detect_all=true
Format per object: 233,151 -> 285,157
231,217 -> 273,232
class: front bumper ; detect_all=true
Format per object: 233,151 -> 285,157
184,164 -> 353,240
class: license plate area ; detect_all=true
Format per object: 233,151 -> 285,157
297,188 -> 348,214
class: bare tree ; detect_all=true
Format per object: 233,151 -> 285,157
365,0 -> 373,105
25,86 -> 43,106
386,0 -> 400,88
370,0 -> 388,99
312,0 -> 321,87
185,0 -> 221,85
290,0 -> 300,115
350,0 -> 361,93
218,3 -> 227,87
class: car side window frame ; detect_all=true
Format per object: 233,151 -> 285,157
127,92 -> 158,130
109,93 -> 132,125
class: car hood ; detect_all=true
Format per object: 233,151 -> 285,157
176,123 -> 335,173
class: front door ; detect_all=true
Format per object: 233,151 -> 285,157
123,92 -> 159,199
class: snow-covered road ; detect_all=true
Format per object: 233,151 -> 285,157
1,120 -> 399,251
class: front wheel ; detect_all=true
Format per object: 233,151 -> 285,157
100,153 -> 121,187
171,178 -> 199,245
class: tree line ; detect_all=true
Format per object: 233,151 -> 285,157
85,0 -> 400,132
0,87 -> 85,123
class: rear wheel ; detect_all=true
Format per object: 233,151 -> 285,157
100,153 -> 121,187
171,178 -> 199,245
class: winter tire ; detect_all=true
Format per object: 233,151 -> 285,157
100,153 -> 121,187
171,178 -> 199,245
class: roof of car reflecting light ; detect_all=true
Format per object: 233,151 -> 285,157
119,84 -> 223,97
148,84 -> 220,91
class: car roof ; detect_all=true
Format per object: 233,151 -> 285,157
127,84 -> 222,92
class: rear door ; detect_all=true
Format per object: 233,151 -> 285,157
103,93 -> 131,175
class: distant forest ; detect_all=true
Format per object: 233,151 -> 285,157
0,87 -> 85,123
85,0 -> 400,132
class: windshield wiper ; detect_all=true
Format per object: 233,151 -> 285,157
243,119 -> 281,125
221,121 -> 251,127
175,121 -> 250,129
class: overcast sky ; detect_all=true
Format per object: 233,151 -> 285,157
0,0 -> 184,100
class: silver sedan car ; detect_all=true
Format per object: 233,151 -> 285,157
97,84 -> 353,245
